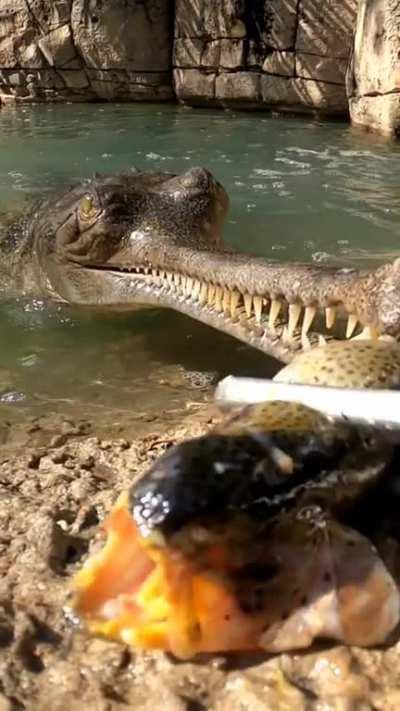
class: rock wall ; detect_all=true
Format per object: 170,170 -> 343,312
5,0 -> 397,131
349,0 -> 400,136
0,0 -> 173,102
173,0 -> 358,114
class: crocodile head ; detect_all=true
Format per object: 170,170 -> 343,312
22,168 -> 400,364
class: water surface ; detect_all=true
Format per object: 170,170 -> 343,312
1,104 -> 400,424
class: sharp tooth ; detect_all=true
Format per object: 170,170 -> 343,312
318,334 -> 327,347
215,286 -> 223,311
301,332 -> 311,350
186,277 -> 193,296
152,268 -> 158,278
230,291 -> 241,319
223,289 -> 230,313
254,296 -> 263,324
302,305 -> 316,336
244,294 -> 253,318
166,272 -> 174,286
193,280 -> 201,298
269,299 -> 282,330
144,267 -> 150,275
173,273 -> 180,287
325,306 -> 336,330
208,284 -> 216,305
200,282 -> 208,304
346,314 -> 358,339
352,325 -> 379,341
160,270 -> 166,280
288,303 -> 302,337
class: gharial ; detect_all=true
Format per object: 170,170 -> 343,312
2,166 -> 400,369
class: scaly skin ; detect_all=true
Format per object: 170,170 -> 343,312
1,167 -> 400,364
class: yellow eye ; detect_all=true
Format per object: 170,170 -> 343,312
80,195 -> 95,216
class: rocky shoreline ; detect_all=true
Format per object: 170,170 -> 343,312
0,1 -> 399,136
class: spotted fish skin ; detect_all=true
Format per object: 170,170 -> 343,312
274,340 -> 400,389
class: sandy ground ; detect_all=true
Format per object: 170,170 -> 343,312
2,401 -> 400,711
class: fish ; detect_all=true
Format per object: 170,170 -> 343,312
274,340 -> 400,389
72,402 -> 400,659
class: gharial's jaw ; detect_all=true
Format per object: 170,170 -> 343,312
59,247 -> 400,364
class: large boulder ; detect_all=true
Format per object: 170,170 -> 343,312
349,0 -> 400,136
0,0 -> 173,102
173,0 -> 358,115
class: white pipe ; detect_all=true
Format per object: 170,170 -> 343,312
215,376 -> 400,428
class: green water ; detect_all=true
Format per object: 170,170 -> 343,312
1,103 -> 400,423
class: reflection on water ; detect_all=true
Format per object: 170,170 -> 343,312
1,104 -> 400,422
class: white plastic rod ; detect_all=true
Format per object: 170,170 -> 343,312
215,376 -> 400,427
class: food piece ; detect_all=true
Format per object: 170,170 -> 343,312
72,403 -> 400,658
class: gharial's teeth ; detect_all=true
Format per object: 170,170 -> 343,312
230,290 -> 241,319
288,303 -> 302,337
193,280 -> 201,298
215,286 -> 223,312
325,306 -> 336,330
318,334 -> 327,347
173,272 -> 180,287
254,296 -> 263,324
200,282 -> 208,304
352,325 -> 380,341
302,305 -> 316,336
144,267 -> 150,275
208,284 -> 216,305
166,272 -> 174,286
186,277 -> 193,296
244,294 -> 253,318
223,289 -> 231,313
152,268 -> 158,278
346,314 -> 358,339
269,299 -> 282,330
160,270 -> 166,280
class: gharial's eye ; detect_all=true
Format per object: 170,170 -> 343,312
79,194 -> 97,217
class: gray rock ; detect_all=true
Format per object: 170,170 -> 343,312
174,68 -> 216,104
349,0 -> 400,136
38,25 -> 77,68
215,71 -> 261,106
261,75 -> 347,114
0,0 -> 173,102
70,0 -> 170,72
173,0 -> 356,115
296,0 -> 357,58
263,51 -> 295,78
296,53 -> 348,85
